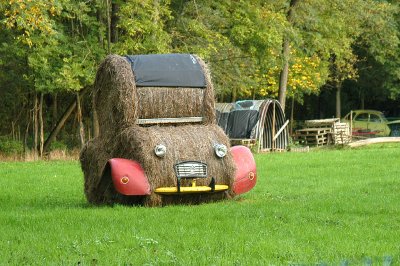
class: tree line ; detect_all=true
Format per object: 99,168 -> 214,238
0,0 -> 399,158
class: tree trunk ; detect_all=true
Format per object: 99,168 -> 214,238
106,0 -> 111,54
111,3 -> 119,43
43,87 -> 90,153
11,121 -> 15,141
51,93 -> 58,142
24,114 -> 30,160
336,85 -> 341,118
278,38 -> 290,110
97,4 -> 104,48
33,93 -> 38,161
52,93 -> 58,128
43,99 -> 77,154
231,87 -> 237,103
231,64 -> 241,102
39,93 -> 44,157
278,0 -> 299,111
76,93 -> 86,147
24,107 -> 30,160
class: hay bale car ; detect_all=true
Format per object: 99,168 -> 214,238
80,54 -> 256,206
343,110 -> 400,137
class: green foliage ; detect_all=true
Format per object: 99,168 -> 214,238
169,1 -> 286,100
2,0 -> 399,99
49,140 -> 68,151
114,0 -> 172,54
0,136 -> 23,155
1,0 -> 400,145
0,145 -> 400,264
2,0 -> 105,93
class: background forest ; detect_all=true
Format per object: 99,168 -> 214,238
0,0 -> 399,157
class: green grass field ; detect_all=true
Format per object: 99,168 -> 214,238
0,144 -> 399,265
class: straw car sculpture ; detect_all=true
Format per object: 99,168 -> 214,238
80,54 -> 257,206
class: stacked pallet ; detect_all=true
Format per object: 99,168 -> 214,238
304,118 -> 339,128
294,127 -> 332,146
331,122 -> 351,144
293,118 -> 352,146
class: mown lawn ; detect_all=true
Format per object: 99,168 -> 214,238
0,144 -> 399,265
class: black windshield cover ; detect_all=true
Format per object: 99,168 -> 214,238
125,54 -> 206,88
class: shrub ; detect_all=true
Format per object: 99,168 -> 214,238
0,136 -> 23,155
50,140 -> 68,151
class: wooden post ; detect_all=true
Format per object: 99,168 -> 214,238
336,85 -> 341,118
273,120 -> 290,142
290,96 -> 294,135
350,110 -> 353,141
272,101 -> 276,151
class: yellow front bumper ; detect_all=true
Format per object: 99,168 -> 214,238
154,185 -> 228,195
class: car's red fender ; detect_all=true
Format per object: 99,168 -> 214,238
231,145 -> 257,195
108,158 -> 151,195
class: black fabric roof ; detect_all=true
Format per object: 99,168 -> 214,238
125,54 -> 206,88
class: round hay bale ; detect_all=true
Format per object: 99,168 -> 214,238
115,124 -> 235,195
137,87 -> 205,119
93,54 -> 216,131
93,55 -> 138,138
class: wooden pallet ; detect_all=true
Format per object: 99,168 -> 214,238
296,136 -> 327,146
331,122 -> 351,144
294,127 -> 331,146
296,127 -> 332,135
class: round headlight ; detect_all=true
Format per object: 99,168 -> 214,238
214,143 -> 227,158
154,144 -> 167,157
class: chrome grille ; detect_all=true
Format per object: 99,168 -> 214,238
174,161 -> 207,178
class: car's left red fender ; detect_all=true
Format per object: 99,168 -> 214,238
231,145 -> 257,195
108,158 -> 151,195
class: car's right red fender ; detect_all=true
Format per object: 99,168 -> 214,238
231,145 -> 257,195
